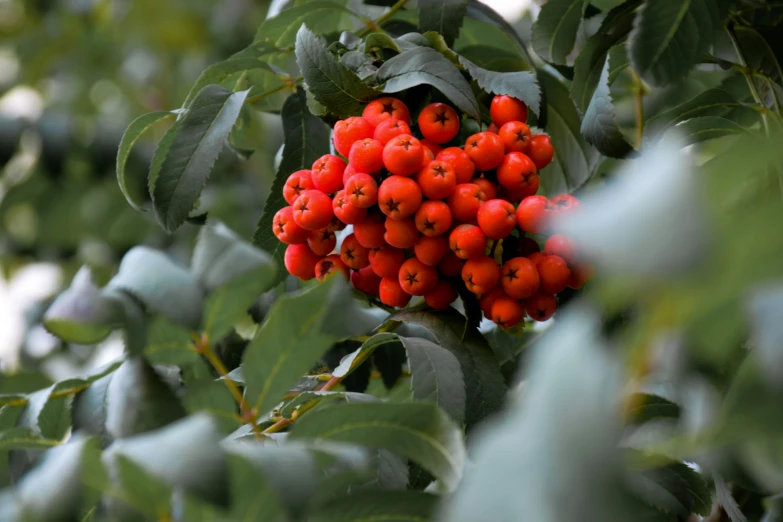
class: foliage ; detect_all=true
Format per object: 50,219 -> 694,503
2,0 -> 783,521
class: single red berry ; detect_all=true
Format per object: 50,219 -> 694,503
487,123 -> 499,133
477,199 -> 517,239
311,154 -> 347,194
352,266 -> 382,296
344,173 -> 379,209
528,251 -> 546,265
379,277 -> 412,307
399,258 -> 439,296
273,206 -> 309,245
491,296 -> 525,328
550,193 -> 581,214
418,102 -> 460,144
342,164 -> 357,185
423,280 -> 458,310
283,170 -> 314,205
528,134 -> 555,170
449,224 -> 487,260
333,189 -> 367,224
363,97 -> 411,126
384,216 -> 420,249
307,228 -> 336,256
353,212 -> 386,249
524,293 -> 557,322
415,201 -> 452,237
340,233 -> 370,270
373,118 -> 411,145
284,243 -> 322,281
378,175 -> 422,220
471,177 -> 497,201
479,286 -> 506,317
490,95 -> 529,127
438,250 -> 464,277
462,255 -> 501,294
544,234 -> 578,265
293,190 -> 334,231
416,160 -> 457,200
567,263 -> 594,289
537,255 -> 571,294
349,138 -> 384,174
464,132 -> 505,171
383,134 -> 425,176
501,175 -> 540,203
414,234 -> 450,266
369,244 -> 407,278
496,152 -> 537,191
447,183 -> 486,223
333,117 -> 375,157
501,257 -> 540,299
436,147 -> 475,184
315,254 -> 349,282
498,121 -> 532,153
516,195 -> 553,235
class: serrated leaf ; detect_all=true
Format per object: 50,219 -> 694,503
252,87 -> 331,286
386,307 -> 505,429
242,275 -> 353,417
418,0 -> 468,47
332,333 -> 400,378
0,428 -> 60,450
72,372 -> 115,448
538,70 -> 601,195
182,379 -> 240,433
377,47 -> 480,120
151,85 -> 249,233
462,1 -> 533,67
458,55 -> 541,116
224,454 -> 289,522
183,58 -> 281,108
291,402 -> 465,492
459,44 -> 529,72
531,0 -> 588,64
626,394 -> 680,426
106,246 -> 204,330
667,116 -> 748,147
255,1 -> 356,48
310,490 -> 438,522
629,0 -> 724,87
295,25 -> 379,118
581,53 -> 635,158
630,458 -> 712,517
571,0 -> 642,112
734,25 -> 783,111
116,111 -> 174,211
143,316 -> 199,367
644,89 -> 747,140
148,116 -> 181,197
715,472 -> 747,522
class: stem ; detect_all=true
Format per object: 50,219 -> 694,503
357,0 -> 409,37
727,24 -> 769,134
632,70 -> 645,149
245,76 -> 303,105
488,239 -> 498,258
369,298 -> 395,313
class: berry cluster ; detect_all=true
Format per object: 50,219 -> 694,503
273,94 -> 592,329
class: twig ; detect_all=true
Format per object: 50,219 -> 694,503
245,76 -> 303,105
358,0 -> 410,37
727,24 -> 769,134
631,70 -> 646,149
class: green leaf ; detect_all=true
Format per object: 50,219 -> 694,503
531,0 -> 588,64
252,87 -> 331,286
225,454 -> 290,522
629,455 -> 712,517
581,53 -> 635,158
72,372 -> 115,448
116,111 -> 174,211
386,307 -> 505,429
291,402 -> 465,492
143,316 -> 199,367
418,0 -> 469,47
242,275 -> 353,417
332,333 -> 400,379
0,427 -> 60,450
644,89 -> 746,139
255,1 -> 356,48
107,455 -> 172,519
377,46 -> 480,119
626,394 -> 680,425
295,25 -> 379,119
667,116 -> 748,147
538,70 -> 600,195
629,0 -> 724,87
458,55 -> 541,116
462,1 -> 533,67
43,266 -> 121,344
147,116 -> 181,197
105,357 -> 187,439
571,0 -> 642,112
310,490 -> 439,522
151,84 -> 249,233
183,58 -> 281,108
106,246 -> 204,330
734,25 -> 783,111
182,379 -> 240,433
365,32 -> 402,53
458,44 -> 529,73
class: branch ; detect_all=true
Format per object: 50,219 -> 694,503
358,0 -> 410,37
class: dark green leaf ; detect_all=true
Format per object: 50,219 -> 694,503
581,53 -> 635,158
242,275 -> 352,417
731,25 -> 783,111
458,45 -> 528,72
668,116 -> 748,147
386,307 -> 505,429
252,88 -> 331,284
106,455 -> 171,520
531,0 -> 588,64
183,58 -> 280,108
182,379 -> 240,433
377,47 -> 480,119
295,25 -> 379,118
255,1 -> 356,48
106,246 -> 204,330
340,51 -> 378,81
715,473 -> 746,522
571,0 -> 642,112
291,402 -> 465,492
332,333 -> 399,379
629,0 -> 724,86
116,111 -> 174,211
152,85 -> 249,233
462,1 -> 533,67
0,427 -> 60,450
626,394 -> 680,425
538,70 -> 600,195
458,55 -> 541,116
143,316 -> 199,367
644,89 -> 747,139
224,454 -> 289,522
310,490 -> 438,522
418,0 -> 469,47
147,116 -> 181,197
365,32 -> 402,53
630,458 -> 712,517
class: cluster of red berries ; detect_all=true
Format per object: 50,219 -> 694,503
272,93 -> 592,329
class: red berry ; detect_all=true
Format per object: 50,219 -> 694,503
415,200 -> 452,237
462,255 -> 501,294
567,263 -> 594,289
384,216 -> 420,249
363,97 -> 411,126
464,132 -> 505,171
420,139 -> 443,158
550,194 -> 581,214
378,175 -> 422,220
447,183 -> 486,223
418,102 -> 460,144
414,235 -> 450,266
498,121 -> 532,154
352,266 -> 382,296
487,123 -> 499,134
477,199 -> 517,240
537,255 -> 571,294
285,243 -> 322,281
438,250 -> 464,277
471,177 -> 497,201
369,244 -> 407,278
490,95 -> 529,127
424,280 -> 458,310
383,134 -> 425,176
307,228 -> 336,256
349,138 -> 384,174
449,224 -> 487,260
311,154 -> 347,194
528,134 -> 555,170
491,296 -> 525,328
501,257 -> 540,299
333,189 -> 367,224
399,258 -> 438,296
528,251 -> 546,265
353,212 -> 386,249
315,254 -> 349,282
283,170 -> 314,206
379,277 -> 412,307
516,195 -> 553,235
344,173 -> 379,209
273,206 -> 309,245
333,117 -> 375,157
479,286 -> 506,317
340,233 -> 370,270
525,293 -> 557,322
496,152 -> 537,191
544,235 -> 577,265
292,190 -> 334,231
416,160 -> 457,200
436,147 -> 475,184
373,118 -> 411,145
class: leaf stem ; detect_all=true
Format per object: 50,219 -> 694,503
631,70 -> 646,149
726,24 -> 769,134
357,0 -> 410,37
245,76 -> 303,105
